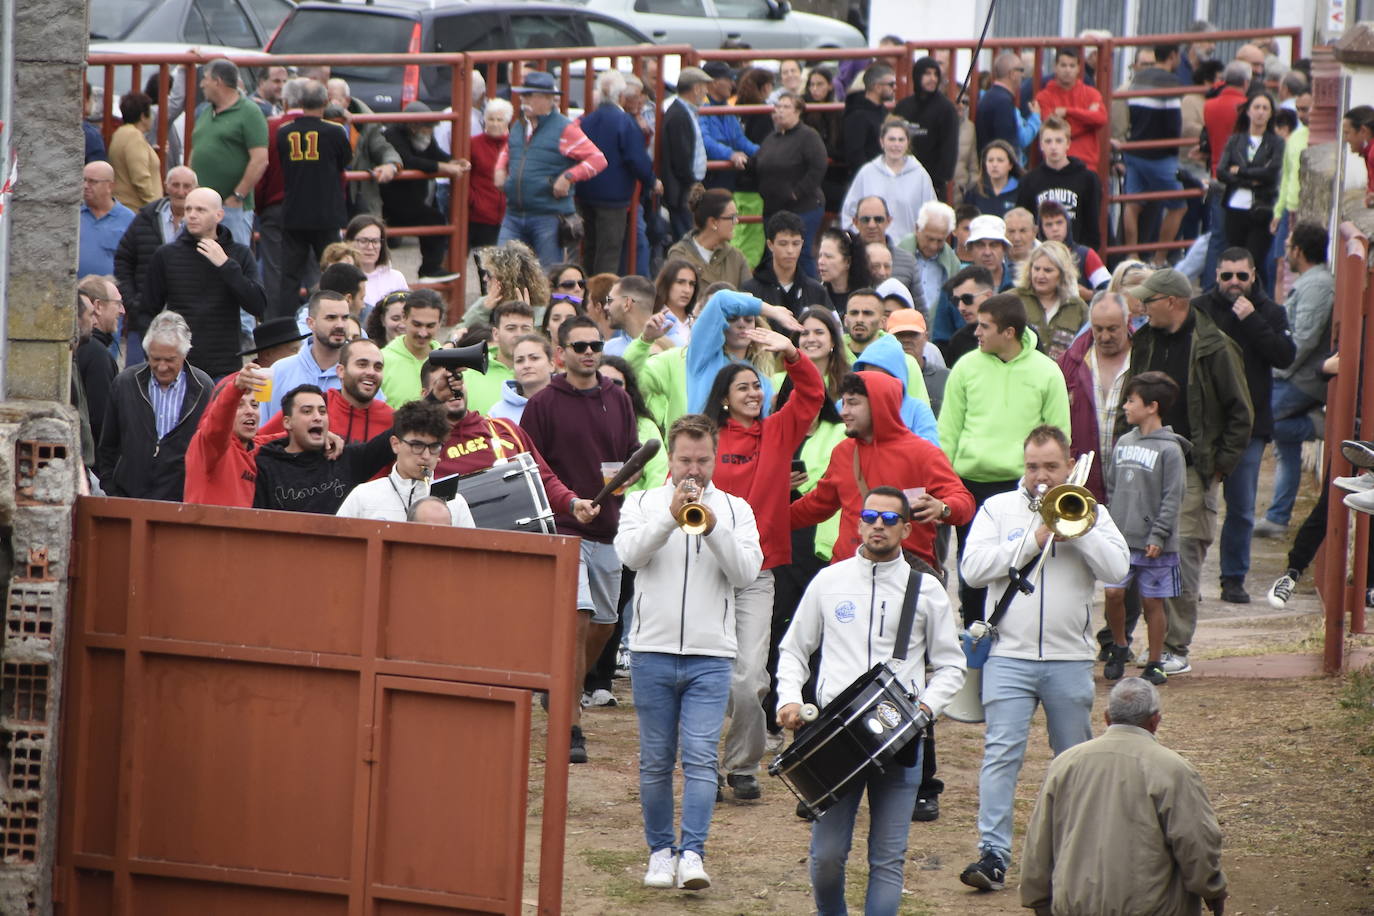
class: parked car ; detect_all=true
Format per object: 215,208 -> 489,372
576,0 -> 864,49
267,0 -> 655,112
89,0 -> 294,48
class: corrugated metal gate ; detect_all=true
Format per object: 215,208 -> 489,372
56,498 -> 580,915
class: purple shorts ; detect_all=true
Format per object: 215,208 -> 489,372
1107,549 -> 1181,598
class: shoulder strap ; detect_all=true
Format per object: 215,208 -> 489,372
987,552 -> 1039,629
892,568 -> 922,661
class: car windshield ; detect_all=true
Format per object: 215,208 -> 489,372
89,0 -> 165,40
271,9 -> 416,83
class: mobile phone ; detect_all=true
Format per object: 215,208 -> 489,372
791,460 -> 807,474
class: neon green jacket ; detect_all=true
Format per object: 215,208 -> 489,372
937,328 -> 1071,482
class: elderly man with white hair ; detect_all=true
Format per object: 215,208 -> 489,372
900,200 -> 962,338
574,69 -> 658,274
1021,677 -> 1228,916
96,310 -> 214,500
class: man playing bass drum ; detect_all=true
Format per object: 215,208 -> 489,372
777,487 -> 966,916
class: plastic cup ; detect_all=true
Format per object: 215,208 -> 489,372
601,461 -> 625,494
252,375 -> 273,404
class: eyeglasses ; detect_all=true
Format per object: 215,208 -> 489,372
557,279 -> 587,290
715,213 -> 740,222
400,438 -> 444,456
353,236 -> 383,247
857,215 -> 887,224
859,509 -> 905,526
567,339 -> 604,354
1219,271 -> 1251,282
1142,295 -> 1168,305
952,293 -> 981,305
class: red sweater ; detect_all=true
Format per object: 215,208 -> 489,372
790,371 -> 975,571
1203,86 -> 1247,177
469,132 -> 508,226
258,388 -> 395,443
712,353 -> 824,569
183,374 -> 277,507
1034,81 -> 1107,169
433,409 -> 579,515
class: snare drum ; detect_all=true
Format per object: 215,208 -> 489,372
768,663 -> 922,818
430,453 -> 555,534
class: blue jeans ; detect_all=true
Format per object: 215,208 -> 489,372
499,211 -> 564,268
1220,437 -> 1267,582
1267,379 -> 1321,526
619,205 -> 650,278
631,651 -> 732,857
1265,211 -> 1290,293
1202,191 -> 1227,286
810,746 -> 922,916
798,207 -> 822,280
977,657 -> 1094,866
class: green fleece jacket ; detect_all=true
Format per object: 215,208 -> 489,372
937,327 -> 1071,481
624,338 -> 688,432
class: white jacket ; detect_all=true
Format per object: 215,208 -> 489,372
335,469 -> 476,527
961,487 -> 1129,661
615,481 -> 763,659
777,550 -> 966,718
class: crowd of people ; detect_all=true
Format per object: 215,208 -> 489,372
70,26 -> 1360,913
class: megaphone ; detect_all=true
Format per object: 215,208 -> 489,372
427,343 -> 488,375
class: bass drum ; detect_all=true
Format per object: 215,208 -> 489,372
430,452 -> 555,534
943,667 -> 984,724
768,662 -> 922,818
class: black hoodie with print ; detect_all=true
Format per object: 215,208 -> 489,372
893,57 -> 960,190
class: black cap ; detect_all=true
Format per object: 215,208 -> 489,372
702,61 -> 736,81
238,317 -> 310,357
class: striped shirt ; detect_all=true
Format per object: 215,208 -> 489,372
147,369 -> 187,440
1087,348 -> 1129,473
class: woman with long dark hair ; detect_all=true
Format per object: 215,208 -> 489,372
665,189 -> 753,289
963,140 -> 1023,217
653,258 -> 701,342
702,325 -> 824,798
802,66 -> 847,212
816,228 -> 871,313
1216,91 -> 1285,279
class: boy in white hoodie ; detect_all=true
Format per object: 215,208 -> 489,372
958,424 -> 1129,894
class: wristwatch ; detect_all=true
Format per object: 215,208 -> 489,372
939,502 -> 951,521
227,191 -> 243,203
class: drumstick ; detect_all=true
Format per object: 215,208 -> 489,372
799,704 -> 819,723
590,439 -> 662,507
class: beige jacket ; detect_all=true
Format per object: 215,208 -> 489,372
109,123 -> 164,209
666,233 -> 751,291
1021,725 -> 1227,916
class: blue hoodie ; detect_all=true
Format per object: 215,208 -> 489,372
687,290 -> 774,417
850,334 -> 940,446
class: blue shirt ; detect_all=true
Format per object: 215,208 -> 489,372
79,201 -> 135,277
147,368 -> 188,439
263,343 -> 344,420
682,98 -> 707,182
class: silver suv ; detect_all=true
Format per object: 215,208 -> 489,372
576,0 -> 864,49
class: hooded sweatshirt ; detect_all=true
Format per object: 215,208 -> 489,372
938,327 -> 1072,482
851,334 -> 940,446
521,373 -> 639,542
1015,156 -> 1103,250
777,549 -> 966,714
961,487 -> 1129,659
893,57 -> 960,187
252,432 -> 395,514
184,373 -> 277,507
431,408 -> 578,514
258,388 -> 395,445
790,371 -> 975,569
1105,426 -> 1190,554
488,378 -> 530,423
1032,79 -> 1108,169
713,352 -> 825,570
840,155 -> 936,242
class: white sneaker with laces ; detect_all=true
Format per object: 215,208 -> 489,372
677,850 -> 711,890
1335,472 -> 1374,493
643,848 -> 676,888
1268,574 -> 1297,609
1160,652 -> 1192,675
1345,489 -> 1374,515
587,687 -> 618,707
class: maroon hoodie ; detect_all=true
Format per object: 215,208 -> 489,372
432,408 -> 578,514
521,373 -> 639,542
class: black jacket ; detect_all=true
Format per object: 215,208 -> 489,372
841,93 -> 887,174
743,263 -> 833,319
252,433 -> 394,514
380,125 -> 448,214
113,198 -> 172,334
1193,286 -> 1295,439
661,98 -> 701,213
143,225 -> 267,377
893,58 -> 960,189
76,328 -> 119,443
1015,156 -> 1103,250
97,361 -> 214,500
754,123 -> 828,215
1215,131 -> 1285,211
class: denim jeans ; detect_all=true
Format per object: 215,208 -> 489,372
977,656 -> 1094,866
631,651 -> 732,857
219,205 -> 254,247
798,207 -> 823,280
1201,191 -> 1227,285
1219,437 -> 1267,582
1267,378 -> 1320,526
1265,211 -> 1290,294
810,745 -> 923,916
498,211 -> 564,269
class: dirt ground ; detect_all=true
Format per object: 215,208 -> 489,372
514,456 -> 1374,915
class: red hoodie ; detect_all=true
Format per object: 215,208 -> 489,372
712,352 -> 825,569
433,408 -> 579,515
790,371 -> 975,571
259,388 -> 395,443
183,374 -> 277,507
1034,80 -> 1107,169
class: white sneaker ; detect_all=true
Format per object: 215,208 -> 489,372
1160,652 -> 1192,675
1345,489 -> 1374,515
643,848 -> 676,888
1335,472 -> 1374,493
1268,574 -> 1297,609
677,850 -> 710,890
579,691 -> 591,708
587,687 -> 618,707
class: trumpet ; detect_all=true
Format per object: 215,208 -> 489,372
1010,452 -> 1098,594
675,479 -> 716,535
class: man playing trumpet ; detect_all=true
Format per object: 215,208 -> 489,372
614,414 -> 763,893
958,425 -> 1129,894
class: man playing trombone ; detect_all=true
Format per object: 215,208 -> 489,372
957,425 -> 1129,894
614,414 -> 763,893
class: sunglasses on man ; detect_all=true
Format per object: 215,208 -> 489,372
567,339 -> 604,354
859,509 -> 906,526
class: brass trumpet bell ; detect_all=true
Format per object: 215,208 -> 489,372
676,501 -> 715,536
1038,483 -> 1097,539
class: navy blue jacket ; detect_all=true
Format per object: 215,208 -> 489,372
576,103 -> 656,209
975,84 -> 1020,152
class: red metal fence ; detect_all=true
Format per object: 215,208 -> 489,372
88,26 -> 1303,317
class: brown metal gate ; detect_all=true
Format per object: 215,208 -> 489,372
56,498 -> 579,915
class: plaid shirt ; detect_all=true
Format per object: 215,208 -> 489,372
1088,348 -> 1128,471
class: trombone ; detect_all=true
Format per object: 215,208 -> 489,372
1008,452 -> 1098,595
